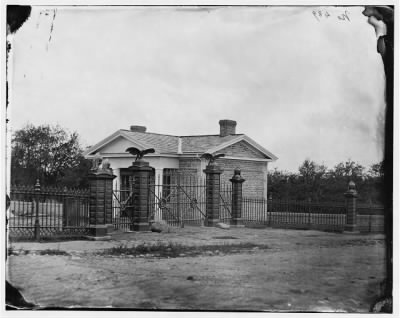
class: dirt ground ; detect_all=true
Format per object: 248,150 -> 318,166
6,227 -> 386,312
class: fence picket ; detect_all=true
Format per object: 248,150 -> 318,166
9,183 -> 90,239
241,197 -> 383,233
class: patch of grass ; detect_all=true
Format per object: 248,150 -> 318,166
38,235 -> 90,243
37,249 -> 70,256
97,241 -> 269,258
8,236 -> 35,242
99,241 -> 182,257
9,235 -> 90,243
7,247 -> 70,256
7,248 -> 29,256
7,247 -> 15,256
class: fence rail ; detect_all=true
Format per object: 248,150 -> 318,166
8,183 -> 90,239
242,197 -> 384,233
356,204 -> 385,215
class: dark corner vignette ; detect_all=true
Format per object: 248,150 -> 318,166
362,5 -> 394,313
4,4 -> 395,312
6,4 -> 34,311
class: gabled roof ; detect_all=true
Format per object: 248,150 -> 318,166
121,130 -> 179,154
83,129 -> 278,161
207,135 -> 278,161
180,134 -> 244,153
83,130 -> 179,156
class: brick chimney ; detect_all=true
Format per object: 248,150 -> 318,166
219,120 -> 237,137
130,125 -> 146,133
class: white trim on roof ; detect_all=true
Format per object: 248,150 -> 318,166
85,153 -> 179,159
205,135 -> 278,161
221,156 -> 273,162
83,130 -> 278,162
82,130 -> 151,157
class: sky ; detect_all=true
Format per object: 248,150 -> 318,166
8,5 -> 386,172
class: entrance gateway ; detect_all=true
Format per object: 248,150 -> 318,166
112,167 -> 232,230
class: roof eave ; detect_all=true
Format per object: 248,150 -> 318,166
204,135 -> 278,161
83,130 -> 122,157
83,130 -> 150,158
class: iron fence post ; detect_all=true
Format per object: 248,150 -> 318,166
308,197 -> 311,226
62,186 -> 67,228
34,179 -> 41,241
177,174 -> 184,228
268,193 -> 272,226
268,201 -> 271,227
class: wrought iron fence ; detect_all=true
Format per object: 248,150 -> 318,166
242,198 -> 347,231
267,199 -> 346,231
8,181 -> 90,239
242,197 -> 269,224
356,203 -> 385,232
242,197 -> 384,232
357,203 -> 385,215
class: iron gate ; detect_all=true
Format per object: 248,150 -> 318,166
219,182 -> 232,223
112,181 -> 136,231
148,173 -> 207,227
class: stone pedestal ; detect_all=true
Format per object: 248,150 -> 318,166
344,181 -> 359,233
204,163 -> 223,227
87,169 -> 116,238
230,168 -> 245,227
128,160 -> 153,231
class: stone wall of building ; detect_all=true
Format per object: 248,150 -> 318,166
218,159 -> 268,198
214,140 -> 266,159
178,158 -> 202,179
178,157 -> 268,198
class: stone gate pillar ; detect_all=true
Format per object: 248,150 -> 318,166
344,180 -> 358,233
88,162 -> 116,237
204,163 -> 223,226
230,168 -> 245,227
129,160 -> 153,231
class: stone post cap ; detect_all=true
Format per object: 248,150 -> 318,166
345,180 -> 358,197
132,158 -> 149,165
88,160 -> 116,178
203,164 -> 223,174
88,171 -> 116,179
230,168 -> 245,183
90,153 -> 102,171
129,159 -> 153,170
91,159 -> 113,175
34,179 -> 41,191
